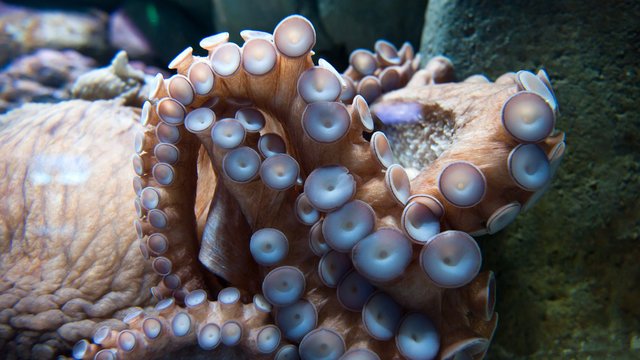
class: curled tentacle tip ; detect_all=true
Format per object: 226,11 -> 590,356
438,161 -> 486,208
299,328 -> 346,360
304,166 -> 355,211
420,231 -> 481,288
260,154 -> 300,190
502,91 -> 555,143
275,299 -> 318,342
508,143 -> 550,191
351,228 -> 412,282
250,228 -> 289,266
273,15 -> 316,58
323,200 -> 375,252
262,266 -> 305,306
395,313 -> 440,360
362,292 -> 402,341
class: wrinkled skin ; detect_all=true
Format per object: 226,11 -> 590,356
0,16 -> 562,359
0,100 -> 158,358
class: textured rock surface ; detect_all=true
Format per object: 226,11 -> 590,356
421,1 -> 640,358
0,2 -> 109,67
0,49 -> 95,113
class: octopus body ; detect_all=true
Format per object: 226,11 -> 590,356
0,15 -> 564,360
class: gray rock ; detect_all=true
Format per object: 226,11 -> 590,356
421,1 -> 640,359
0,2 -> 108,67
317,0 -> 426,55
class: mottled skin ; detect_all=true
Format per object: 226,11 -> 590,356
0,17 -> 562,359
0,100 -> 158,358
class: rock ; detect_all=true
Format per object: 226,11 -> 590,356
0,49 -> 95,113
421,1 -> 640,359
0,2 -> 109,67
318,0 -> 426,61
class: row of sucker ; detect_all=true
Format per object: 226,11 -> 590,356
77,13 -> 564,360
71,289 -> 277,359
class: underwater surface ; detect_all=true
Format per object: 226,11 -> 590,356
0,0 -> 638,359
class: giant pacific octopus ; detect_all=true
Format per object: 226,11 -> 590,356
0,15 -> 565,360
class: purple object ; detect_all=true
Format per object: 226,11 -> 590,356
372,101 -> 422,124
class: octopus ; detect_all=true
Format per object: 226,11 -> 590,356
0,15 -> 565,360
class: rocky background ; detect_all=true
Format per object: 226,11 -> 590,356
1,0 -> 639,358
420,1 -> 640,358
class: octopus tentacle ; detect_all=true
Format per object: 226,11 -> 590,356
74,13 -> 564,360
71,289 -> 277,359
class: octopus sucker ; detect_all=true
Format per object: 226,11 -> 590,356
0,10 -> 566,360
63,13 -> 567,360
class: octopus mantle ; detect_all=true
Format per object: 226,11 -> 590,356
0,15 -> 564,360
